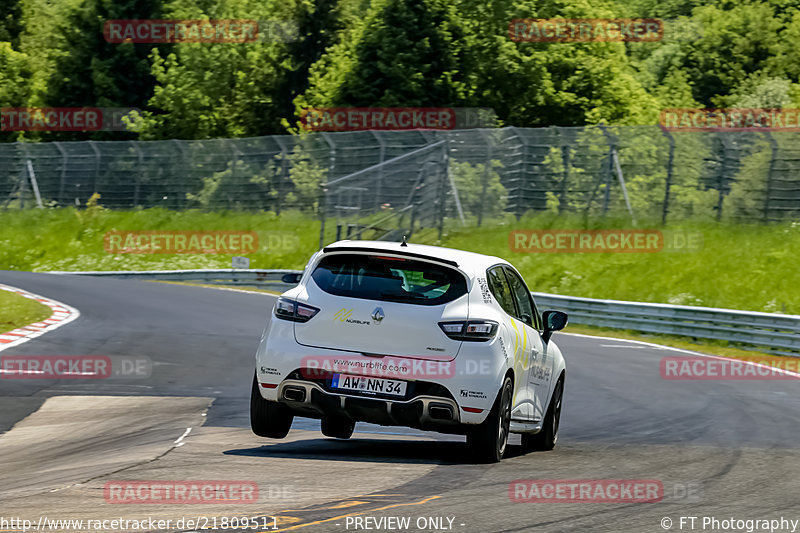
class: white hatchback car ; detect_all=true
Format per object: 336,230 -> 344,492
251,240 -> 568,462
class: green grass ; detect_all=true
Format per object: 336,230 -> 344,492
0,207 -> 319,272
1,207 -> 798,314
0,289 -> 52,332
440,213 -> 800,314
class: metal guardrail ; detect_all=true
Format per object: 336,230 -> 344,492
50,269 -> 304,292
533,292 -> 800,357
52,269 -> 800,357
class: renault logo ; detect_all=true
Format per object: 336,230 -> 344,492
371,307 -> 385,324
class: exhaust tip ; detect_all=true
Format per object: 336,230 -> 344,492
283,386 -> 306,402
428,404 -> 454,420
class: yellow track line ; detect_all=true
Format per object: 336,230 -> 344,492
266,495 -> 441,532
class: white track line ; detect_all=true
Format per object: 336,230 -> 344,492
174,427 -> 192,448
0,284 -> 80,353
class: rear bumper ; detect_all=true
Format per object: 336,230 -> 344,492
255,318 -> 506,426
276,379 -> 467,434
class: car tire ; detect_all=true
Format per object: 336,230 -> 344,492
467,376 -> 513,463
321,417 -> 355,439
522,377 -> 563,452
250,375 -> 293,438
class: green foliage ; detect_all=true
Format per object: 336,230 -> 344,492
668,3 -> 785,107
185,159 -> 279,210
181,142 -> 327,211
133,0 -> 303,139
0,41 -> 30,107
449,160 -> 506,222
5,0 -> 800,136
41,0 -> 164,140
276,143 -> 329,210
0,0 -> 23,45
14,0 -> 84,111
294,0 -> 469,129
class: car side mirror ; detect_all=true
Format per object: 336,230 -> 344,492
281,272 -> 302,284
541,310 -> 568,343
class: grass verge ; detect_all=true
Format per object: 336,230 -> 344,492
1,207 -> 798,314
0,290 -> 52,332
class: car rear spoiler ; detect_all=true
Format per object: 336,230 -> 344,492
321,246 -> 459,268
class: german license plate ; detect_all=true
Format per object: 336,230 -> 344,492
331,374 -> 407,396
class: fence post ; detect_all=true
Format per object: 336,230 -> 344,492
476,129 -> 494,226
507,127 -> 527,219
762,131 -> 778,223
132,142 -> 144,208
171,139 -> 187,209
660,128 -> 675,225
273,136 -> 289,215
229,139 -> 240,210
715,134 -> 729,222
17,143 -> 29,209
598,125 -> 615,217
54,142 -> 68,206
558,128 -> 570,214
372,131 -> 386,210
88,141 -> 101,199
440,135 -> 464,237
320,133 -> 336,249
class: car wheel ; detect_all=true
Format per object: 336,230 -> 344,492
250,375 -> 293,438
522,377 -> 563,452
321,417 -> 355,439
467,376 -> 513,463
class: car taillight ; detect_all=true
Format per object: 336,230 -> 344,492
438,320 -> 498,341
274,297 -> 320,323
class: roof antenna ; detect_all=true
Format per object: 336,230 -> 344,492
401,235 -> 408,247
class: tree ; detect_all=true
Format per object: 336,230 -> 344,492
134,0 -> 301,139
0,42 -> 31,142
43,0 -> 165,140
295,0 -> 469,120
273,0 -> 350,125
0,0 -> 23,46
677,3 -> 784,107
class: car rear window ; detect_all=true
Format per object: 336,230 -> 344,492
311,253 -> 467,305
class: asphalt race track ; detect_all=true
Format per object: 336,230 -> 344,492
1,270 -> 799,533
